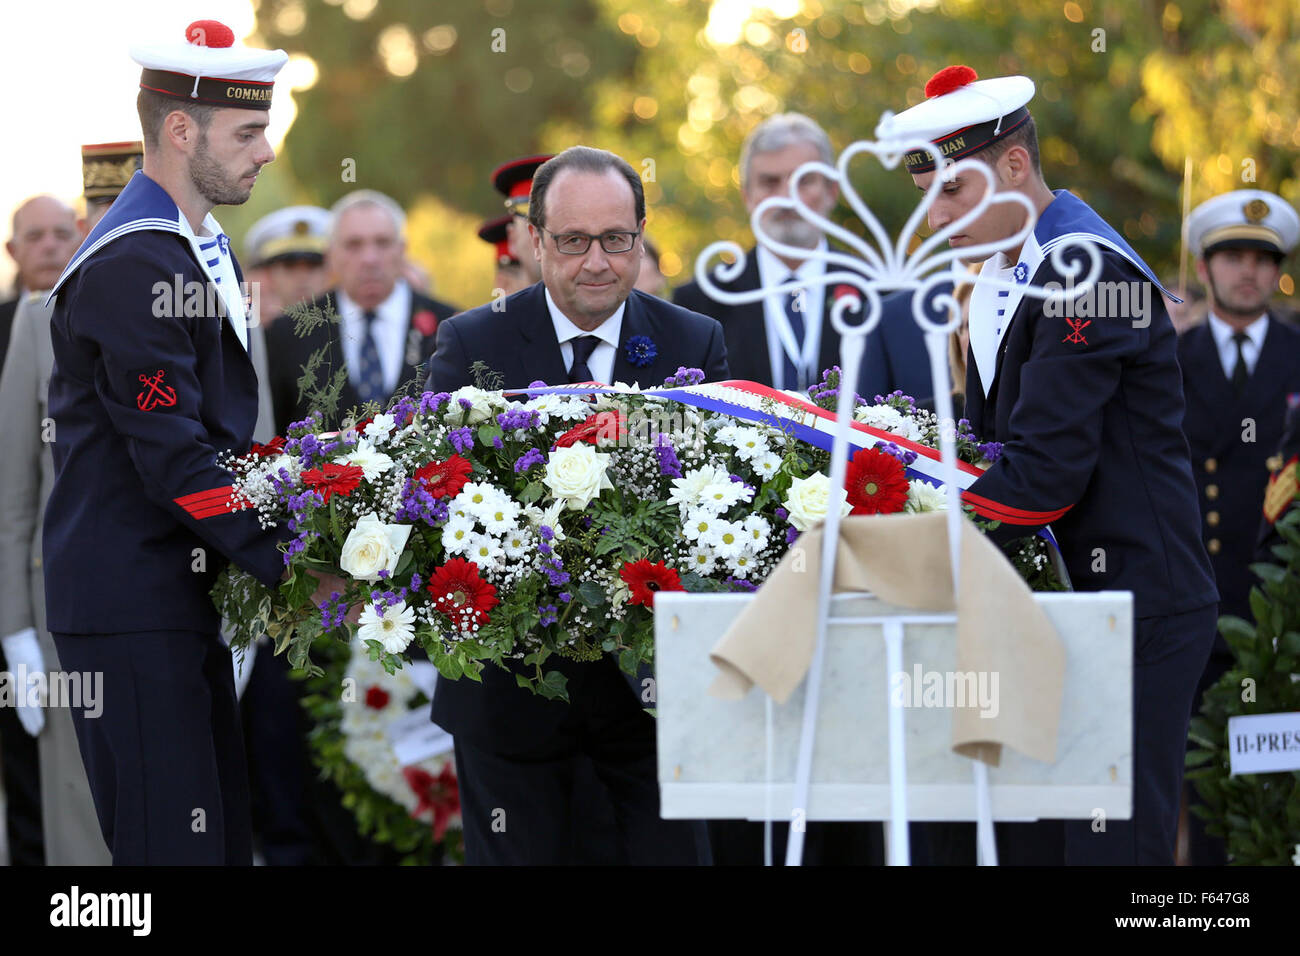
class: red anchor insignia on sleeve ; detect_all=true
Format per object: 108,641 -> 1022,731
136,369 -> 178,411
1063,317 -> 1090,345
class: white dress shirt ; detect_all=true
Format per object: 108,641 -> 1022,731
337,281 -> 413,395
177,211 -> 247,350
544,287 -> 625,385
1207,311 -> 1268,380
756,242 -> 826,390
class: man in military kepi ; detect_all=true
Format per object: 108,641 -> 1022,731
42,20 -> 295,865
892,66 -> 1218,865
243,204 -> 330,325
493,154 -> 551,287
478,213 -> 528,296
1179,188 -> 1300,865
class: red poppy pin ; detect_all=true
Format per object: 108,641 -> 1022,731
412,309 -> 438,337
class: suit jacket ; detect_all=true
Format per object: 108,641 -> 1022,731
43,172 -> 285,634
0,296 -> 17,368
673,250 -> 851,391
263,286 -> 458,434
858,286 -> 952,409
423,282 -> 729,751
963,239 -> 1217,620
1179,316 -> 1300,620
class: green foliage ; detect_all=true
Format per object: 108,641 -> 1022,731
1188,506 -> 1300,865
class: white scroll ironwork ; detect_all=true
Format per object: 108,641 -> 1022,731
694,131 -> 1103,866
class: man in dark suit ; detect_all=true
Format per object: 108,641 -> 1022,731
264,189 -> 457,434
900,66 -> 1217,865
425,146 -> 726,865
674,113 -> 855,394
1178,188 -> 1300,865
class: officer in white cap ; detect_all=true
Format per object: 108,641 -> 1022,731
889,65 -> 1218,866
243,205 -> 330,324
41,20 -> 318,865
1177,188 -> 1300,865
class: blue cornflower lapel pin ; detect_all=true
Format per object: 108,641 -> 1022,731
625,334 -> 657,368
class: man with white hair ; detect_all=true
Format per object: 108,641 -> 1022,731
264,188 -> 458,432
674,112 -> 853,394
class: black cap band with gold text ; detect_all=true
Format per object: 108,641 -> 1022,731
82,141 -> 144,201
904,107 -> 1031,173
140,68 -> 274,109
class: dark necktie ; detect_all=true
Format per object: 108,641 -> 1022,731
568,335 -> 600,384
1231,331 -> 1250,396
781,273 -> 806,392
357,309 -> 384,403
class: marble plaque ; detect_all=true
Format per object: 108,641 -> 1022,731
654,591 -> 1133,822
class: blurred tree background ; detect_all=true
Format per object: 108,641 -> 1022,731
234,0 -> 1299,309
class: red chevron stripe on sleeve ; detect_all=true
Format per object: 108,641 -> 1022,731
960,489 -> 1073,525
174,485 -> 246,520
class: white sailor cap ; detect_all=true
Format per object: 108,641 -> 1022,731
1186,189 -> 1299,259
244,206 -> 330,266
131,19 -> 288,110
876,66 -> 1035,174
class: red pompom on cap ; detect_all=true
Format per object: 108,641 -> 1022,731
185,20 -> 236,48
925,65 -> 978,98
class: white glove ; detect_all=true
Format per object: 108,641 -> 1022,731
1,628 -> 46,737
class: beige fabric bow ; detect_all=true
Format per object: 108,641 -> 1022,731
707,511 -> 1064,766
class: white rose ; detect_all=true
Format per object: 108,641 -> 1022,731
339,513 -> 413,582
783,472 -> 851,532
905,479 -> 948,514
445,386 -> 503,426
542,444 -> 614,511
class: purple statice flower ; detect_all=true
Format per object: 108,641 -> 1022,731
409,573 -> 422,590
543,558 -> 570,587
580,516 -> 593,529
418,391 -> 451,416
294,433 -> 323,466
786,527 -> 800,546
395,480 -> 450,525
390,395 -> 417,426
538,604 -> 559,627
492,436 -> 504,449
664,367 -> 705,387
774,506 -> 789,522
458,398 -> 474,412
538,525 -> 555,542
873,440 -> 918,467
654,435 -> 682,478
725,577 -> 759,593
976,441 -> 1004,464
558,591 -> 572,604
538,541 -> 553,556
514,447 -> 545,473
528,380 -> 549,389
377,569 -> 389,580
448,427 -> 474,454
319,440 -> 341,455
498,408 -> 541,432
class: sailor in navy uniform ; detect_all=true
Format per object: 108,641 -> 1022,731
895,66 -> 1218,865
1178,189 -> 1300,865
42,21 -> 292,865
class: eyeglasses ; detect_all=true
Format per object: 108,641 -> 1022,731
541,228 -> 640,256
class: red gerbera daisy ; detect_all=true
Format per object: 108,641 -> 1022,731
248,435 -> 286,458
554,410 -> 627,449
414,455 -> 473,499
301,462 -> 365,502
844,447 -> 909,515
426,558 -> 499,630
619,558 -> 684,608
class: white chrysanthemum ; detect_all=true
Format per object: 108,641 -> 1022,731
685,545 -> 717,573
441,515 -> 475,554
701,518 -> 746,559
681,507 -> 718,542
720,425 -> 770,462
668,464 -> 731,509
752,452 -> 782,480
854,403 -> 922,442
357,601 -> 417,654
742,515 -> 771,550
464,533 -> 504,571
727,552 -> 757,578
502,527 -> 532,559
363,413 -> 397,443
481,497 -> 521,535
905,479 -> 948,513
698,480 -> 748,511
524,393 -> 590,425
335,439 -> 393,481
455,481 -> 499,519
